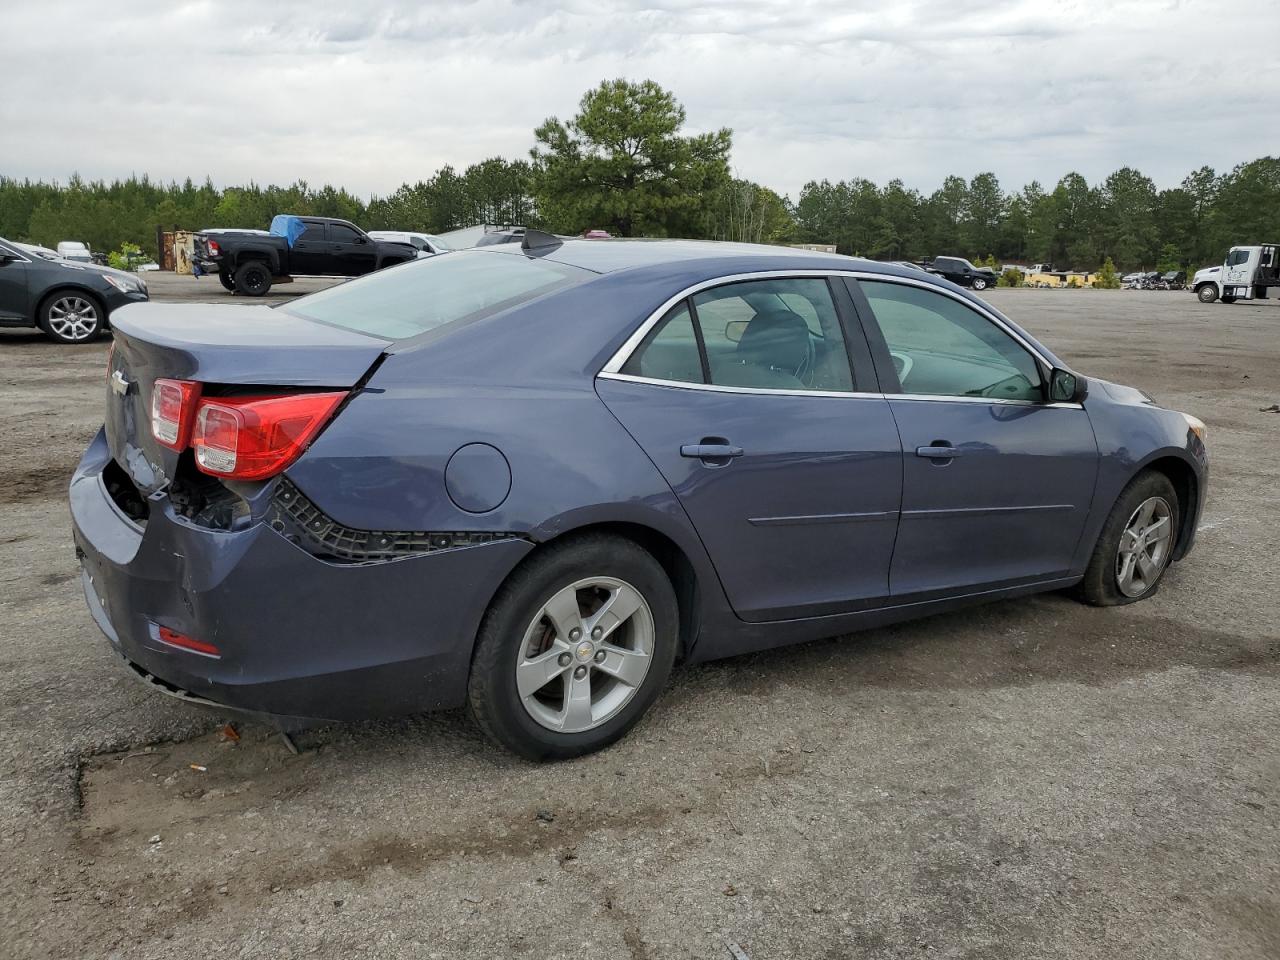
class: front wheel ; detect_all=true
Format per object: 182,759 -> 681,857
971,277 -> 989,291
39,291 -> 103,344
1077,471 -> 1179,606
1196,285 -> 1218,303
467,534 -> 678,760
234,260 -> 273,297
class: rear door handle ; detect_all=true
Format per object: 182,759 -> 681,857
916,444 -> 961,458
680,443 -> 744,462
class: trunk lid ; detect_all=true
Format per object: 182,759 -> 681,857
105,302 -> 388,494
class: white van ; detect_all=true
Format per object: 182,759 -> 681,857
56,241 -> 92,262
366,231 -> 451,257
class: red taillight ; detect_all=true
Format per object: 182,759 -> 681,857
157,625 -> 221,658
207,239 -> 220,257
150,378 -> 202,450
192,392 -> 346,481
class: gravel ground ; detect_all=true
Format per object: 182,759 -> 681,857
1,282 -> 1277,960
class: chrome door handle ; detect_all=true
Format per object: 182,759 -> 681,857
680,443 -> 744,460
916,445 -> 960,458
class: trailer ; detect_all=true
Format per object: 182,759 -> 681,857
1192,245 -> 1279,303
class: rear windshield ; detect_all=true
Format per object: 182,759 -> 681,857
282,249 -> 592,341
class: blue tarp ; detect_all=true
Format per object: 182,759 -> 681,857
269,215 -> 307,247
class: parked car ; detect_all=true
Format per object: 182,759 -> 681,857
193,216 -> 417,296
367,231 -> 452,257
924,256 -> 1000,290
72,238 -> 1208,759
56,241 -> 93,263
0,236 -> 149,343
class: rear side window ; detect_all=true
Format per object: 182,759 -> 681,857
297,221 -> 325,242
620,277 -> 855,392
283,250 -> 592,341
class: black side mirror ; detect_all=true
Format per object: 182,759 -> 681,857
1049,368 -> 1088,403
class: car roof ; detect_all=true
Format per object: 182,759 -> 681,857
481,236 -> 921,278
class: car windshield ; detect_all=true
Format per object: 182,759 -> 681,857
282,249 -> 593,341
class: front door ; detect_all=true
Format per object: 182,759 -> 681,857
597,276 -> 902,622
327,223 -> 377,276
850,277 -> 1099,598
0,244 -> 30,321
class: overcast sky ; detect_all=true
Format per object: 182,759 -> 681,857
3,0 -> 1277,201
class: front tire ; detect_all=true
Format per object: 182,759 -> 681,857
467,534 -> 678,760
1197,285 -> 1218,303
38,291 -> 103,344
971,277 -> 989,291
234,260 -> 273,297
1078,471 -> 1179,606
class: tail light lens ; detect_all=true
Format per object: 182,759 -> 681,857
156,625 -> 221,658
192,392 -> 346,481
207,239 -> 221,256
150,378 -> 202,450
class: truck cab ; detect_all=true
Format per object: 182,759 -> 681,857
1193,245 -> 1279,303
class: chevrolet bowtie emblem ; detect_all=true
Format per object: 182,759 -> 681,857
110,369 -> 133,396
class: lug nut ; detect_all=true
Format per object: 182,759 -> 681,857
594,649 -> 607,663
591,626 -> 603,639
558,653 -> 572,667
574,665 -> 587,679
569,628 -> 582,641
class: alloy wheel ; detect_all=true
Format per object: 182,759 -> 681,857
1115,496 -> 1173,597
47,297 -> 99,341
515,576 -> 655,733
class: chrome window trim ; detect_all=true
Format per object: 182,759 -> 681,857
596,371 -> 1081,409
597,370 -> 884,401
599,268 -> 1055,383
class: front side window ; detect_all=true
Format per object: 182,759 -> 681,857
329,224 -> 361,243
860,280 -> 1043,402
621,278 -> 855,392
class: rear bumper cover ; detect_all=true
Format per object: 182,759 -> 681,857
70,429 -> 532,721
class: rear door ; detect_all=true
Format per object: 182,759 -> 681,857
288,220 -> 330,275
597,275 -> 902,623
847,276 -> 1098,598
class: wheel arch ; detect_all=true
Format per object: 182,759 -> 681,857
36,285 -> 108,333
528,521 -> 703,661
1134,453 -> 1200,560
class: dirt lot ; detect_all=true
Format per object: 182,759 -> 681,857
1,281 -> 1278,960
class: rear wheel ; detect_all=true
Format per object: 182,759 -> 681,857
1196,284 -> 1218,303
1078,471 -> 1179,606
467,534 -> 678,760
1221,294 -> 1236,304
218,270 -> 235,292
234,260 -> 273,297
39,291 -> 103,344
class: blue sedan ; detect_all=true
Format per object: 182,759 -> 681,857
71,233 -> 1209,759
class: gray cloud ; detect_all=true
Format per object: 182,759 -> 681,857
1,0 -> 1275,201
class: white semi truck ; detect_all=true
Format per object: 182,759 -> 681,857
1192,244 -> 1279,303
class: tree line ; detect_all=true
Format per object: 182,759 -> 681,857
1,79 -> 1276,271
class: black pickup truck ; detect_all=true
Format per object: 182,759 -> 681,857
194,216 -> 417,296
923,256 -> 1000,291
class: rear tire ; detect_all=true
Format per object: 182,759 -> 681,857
1221,295 -> 1236,304
218,270 -> 235,292
1196,285 -> 1218,303
38,290 -> 103,344
467,534 -> 678,760
1077,471 -> 1179,606
234,260 -> 273,297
